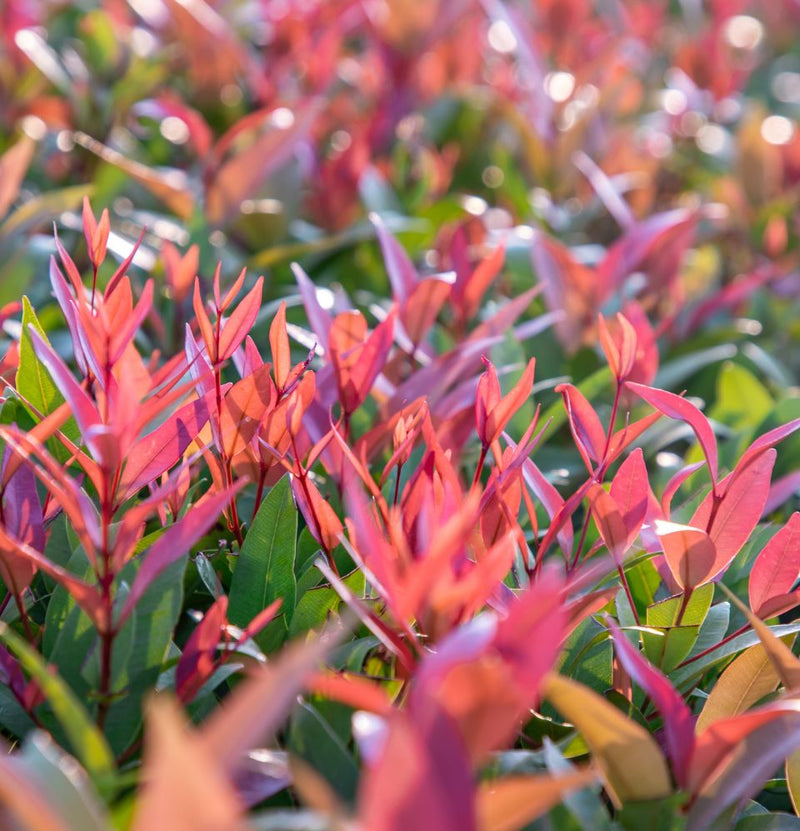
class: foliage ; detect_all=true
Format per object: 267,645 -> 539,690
3,1 -> 800,830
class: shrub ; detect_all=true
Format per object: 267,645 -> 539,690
3,3 -> 800,830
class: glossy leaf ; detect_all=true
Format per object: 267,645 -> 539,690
543,672 -> 672,806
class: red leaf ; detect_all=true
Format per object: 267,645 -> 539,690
555,383 -> 606,469
411,568 -> 566,762
475,358 -> 500,446
291,475 -> 343,553
269,302 -> 291,390
607,617 -> 695,786
0,526 -> 106,629
220,364 -> 275,457
749,513 -> 800,618
660,461 -> 706,517
0,450 -> 44,595
627,383 -> 718,486
519,456 -> 573,558
192,278 -> 216,360
598,313 -> 637,381
82,197 -> 110,268
485,358 -> 535,447
589,485 -> 628,564
360,707 -> 475,831
218,276 -> 264,363
27,328 -> 100,438
329,310 -> 395,414
308,671 -> 393,716
119,390 -> 214,499
735,418 -> 800,488
688,701 -> 800,830
109,280 -> 154,364
161,241 -> 198,304
177,596 -> 229,702
401,277 -> 451,348
690,449 -> 776,577
453,242 -> 504,323
609,448 -> 649,543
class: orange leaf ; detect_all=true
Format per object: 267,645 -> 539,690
655,520 -> 718,591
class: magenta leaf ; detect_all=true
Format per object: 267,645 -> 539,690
626,382 -> 718,486
119,390 -> 214,499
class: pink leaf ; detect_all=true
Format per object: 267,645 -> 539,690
27,328 -> 100,438
555,383 -> 606,469
359,707 -> 475,831
690,449 -> 776,577
627,383 -> 718,486
688,701 -> 800,830
291,262 -> 332,352
588,485 -> 629,564
119,391 -> 214,499
218,276 -> 263,362
735,418 -> 800,487
609,448 -> 649,543
660,461 -> 706,517
176,596 -> 228,702
749,512 -> 800,618
372,214 -> 418,306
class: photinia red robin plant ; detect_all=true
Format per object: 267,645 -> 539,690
4,3 -> 800,829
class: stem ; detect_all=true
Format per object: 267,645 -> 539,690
393,461 -> 404,507
290,434 -> 340,577
90,264 -> 98,312
569,510 -> 593,571
472,445 -> 489,489
96,480 -> 115,731
677,623 -> 749,669
13,591 -> 34,642
618,565 -> 641,625
676,586 -> 694,627
600,380 -> 623,462
252,470 -> 267,523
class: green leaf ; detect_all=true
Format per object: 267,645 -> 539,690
671,623 -> 800,691
734,816 -> 800,830
288,700 -> 359,802
643,584 -> 713,672
18,296 -> 62,416
688,602 -> 730,660
558,618 -> 613,692
0,683 -> 35,738
19,731 -> 109,831
710,362 -> 773,431
289,569 -> 365,637
542,738 -> 614,831
229,475 -> 297,650
103,554 -> 186,754
616,795 -> 687,831
16,297 -> 79,460
0,622 -> 115,792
